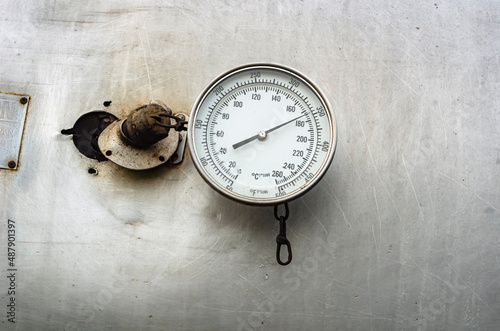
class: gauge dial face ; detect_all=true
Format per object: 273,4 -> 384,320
189,64 -> 337,205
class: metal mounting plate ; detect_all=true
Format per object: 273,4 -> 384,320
98,118 -> 180,170
0,93 -> 29,170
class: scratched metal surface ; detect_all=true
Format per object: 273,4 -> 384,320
0,1 -> 499,330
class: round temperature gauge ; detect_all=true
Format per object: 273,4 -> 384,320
189,63 -> 337,205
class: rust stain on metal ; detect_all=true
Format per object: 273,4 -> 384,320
125,220 -> 146,226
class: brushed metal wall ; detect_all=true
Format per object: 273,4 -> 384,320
1,1 -> 499,330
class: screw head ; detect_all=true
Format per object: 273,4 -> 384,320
20,97 -> 28,105
8,161 -> 16,169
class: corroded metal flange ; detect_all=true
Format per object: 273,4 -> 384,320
97,117 -> 180,170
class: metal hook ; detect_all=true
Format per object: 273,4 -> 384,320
150,114 -> 188,132
276,216 -> 292,265
274,203 -> 292,265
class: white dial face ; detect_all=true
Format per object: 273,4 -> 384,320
189,64 -> 336,205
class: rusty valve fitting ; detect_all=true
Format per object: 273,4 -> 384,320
121,103 -> 173,148
62,100 -> 188,170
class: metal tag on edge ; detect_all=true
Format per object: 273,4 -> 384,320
0,93 -> 29,170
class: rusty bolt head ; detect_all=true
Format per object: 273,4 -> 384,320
20,97 -> 28,105
8,161 -> 16,169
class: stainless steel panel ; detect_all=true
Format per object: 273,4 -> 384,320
0,1 -> 499,330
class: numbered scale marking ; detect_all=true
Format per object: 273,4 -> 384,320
189,63 -> 337,205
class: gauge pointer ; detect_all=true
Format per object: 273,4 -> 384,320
232,114 -> 306,149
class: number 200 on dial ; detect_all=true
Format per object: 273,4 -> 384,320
188,63 -> 337,205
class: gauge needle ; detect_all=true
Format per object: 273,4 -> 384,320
232,114 -> 306,149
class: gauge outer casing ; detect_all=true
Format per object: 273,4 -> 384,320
188,63 -> 337,206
